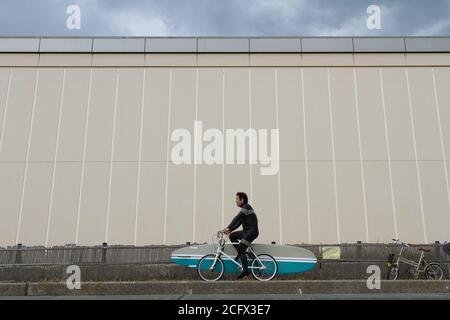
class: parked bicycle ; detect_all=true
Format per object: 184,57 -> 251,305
197,230 -> 278,281
387,239 -> 444,280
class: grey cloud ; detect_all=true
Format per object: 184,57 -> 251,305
0,0 -> 449,36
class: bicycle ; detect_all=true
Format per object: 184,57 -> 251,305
386,239 -> 444,280
196,230 -> 278,282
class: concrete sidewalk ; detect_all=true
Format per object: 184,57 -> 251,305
1,280 -> 449,297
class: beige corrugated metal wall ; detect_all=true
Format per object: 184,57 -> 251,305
0,53 -> 450,246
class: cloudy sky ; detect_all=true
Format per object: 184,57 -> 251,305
1,0 -> 450,36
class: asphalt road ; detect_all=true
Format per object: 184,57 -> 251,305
1,293 -> 450,300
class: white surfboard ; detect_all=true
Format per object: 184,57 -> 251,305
172,243 -> 317,274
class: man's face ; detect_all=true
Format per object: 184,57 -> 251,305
235,195 -> 244,207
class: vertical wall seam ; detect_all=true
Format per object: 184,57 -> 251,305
193,68 -> 199,243
163,69 -> 173,245
327,69 -> 341,243
274,68 -> 283,244
403,38 -> 407,65
248,69 -> 253,198
431,68 -> 450,212
45,68 -> 66,247
105,68 -> 120,243
379,68 -> 399,240
221,68 -> 225,229
352,69 -> 370,243
300,68 -> 311,244
405,68 -> 428,243
0,68 -> 11,242
16,68 -> 40,245
196,39 -> 199,67
134,67 -> 147,245
75,68 -> 93,245
0,68 -> 12,158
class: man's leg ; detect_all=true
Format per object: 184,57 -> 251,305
229,231 -> 250,279
237,239 -> 250,265
234,241 -> 249,263
236,231 -> 259,279
236,238 -> 254,279
229,231 -> 243,255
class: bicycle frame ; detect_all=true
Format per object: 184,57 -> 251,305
209,236 -> 267,271
392,243 -> 429,275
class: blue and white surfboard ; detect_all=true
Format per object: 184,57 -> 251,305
171,243 -> 317,274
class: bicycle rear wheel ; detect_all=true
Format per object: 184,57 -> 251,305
197,254 -> 224,282
424,263 -> 444,280
250,254 -> 277,281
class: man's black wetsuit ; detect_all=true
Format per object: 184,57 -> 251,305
227,203 -> 259,243
227,203 -> 259,276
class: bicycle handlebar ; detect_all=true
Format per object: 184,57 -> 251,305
215,230 -> 228,240
392,238 -> 410,246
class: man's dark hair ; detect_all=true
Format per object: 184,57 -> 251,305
236,192 -> 248,204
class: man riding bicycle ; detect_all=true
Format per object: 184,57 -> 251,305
223,192 -> 259,279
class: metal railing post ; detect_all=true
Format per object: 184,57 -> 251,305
101,242 -> 107,263
15,243 -> 22,264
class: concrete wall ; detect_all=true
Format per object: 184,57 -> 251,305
1,52 -> 450,246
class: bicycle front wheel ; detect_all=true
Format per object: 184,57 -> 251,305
424,263 -> 444,280
250,254 -> 278,281
197,254 -> 225,282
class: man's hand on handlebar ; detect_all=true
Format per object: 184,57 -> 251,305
222,227 -> 230,235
